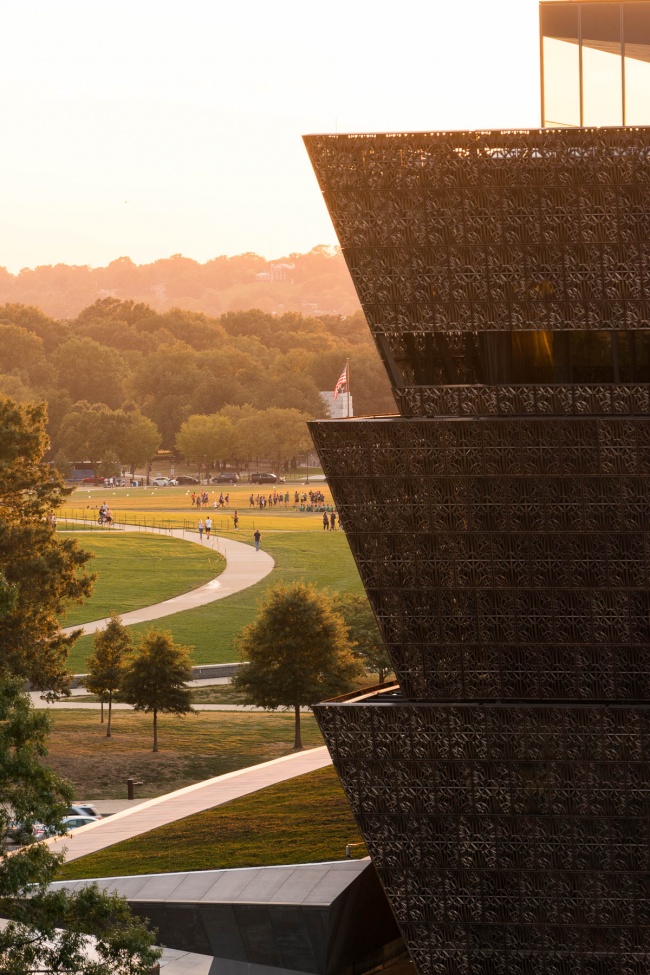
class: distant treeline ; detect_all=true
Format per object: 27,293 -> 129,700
0,247 -> 361,320
0,298 -> 395,468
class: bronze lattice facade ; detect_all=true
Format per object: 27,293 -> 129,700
306,129 -> 650,973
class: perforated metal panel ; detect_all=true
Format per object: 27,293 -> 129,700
306,127 -> 650,974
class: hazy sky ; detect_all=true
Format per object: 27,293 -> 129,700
0,0 -> 542,272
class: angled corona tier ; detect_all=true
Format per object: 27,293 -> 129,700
306,128 -> 650,973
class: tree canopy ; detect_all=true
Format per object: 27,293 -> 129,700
0,674 -> 161,975
120,629 -> 194,752
233,583 -> 361,749
84,615 -> 132,737
335,592 -> 393,684
0,397 -> 94,691
0,289 -> 395,461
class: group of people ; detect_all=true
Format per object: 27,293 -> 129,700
322,510 -> 338,531
249,491 -> 290,509
197,510 -> 239,538
192,491 -> 232,509
98,502 -> 113,525
191,491 -> 210,508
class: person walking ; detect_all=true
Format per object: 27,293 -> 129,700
330,510 -> 337,531
233,510 -> 239,530
323,511 -> 329,531
254,529 -> 261,552
198,518 -> 205,540
205,516 -> 212,539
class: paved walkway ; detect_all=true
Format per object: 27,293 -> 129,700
62,523 -> 274,637
29,695 -> 279,712
45,747 -> 332,862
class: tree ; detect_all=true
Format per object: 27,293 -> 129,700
57,404 -> 161,475
254,407 -> 312,473
335,592 -> 393,684
175,413 -> 234,479
233,583 -> 361,750
53,336 -> 127,408
120,629 -> 194,752
84,615 -> 132,737
0,397 -> 94,692
0,674 -> 161,975
115,409 -> 162,475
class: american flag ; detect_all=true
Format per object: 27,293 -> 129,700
333,363 -> 348,400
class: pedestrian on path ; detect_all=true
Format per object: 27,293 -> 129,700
198,519 -> 204,540
254,529 -> 261,552
205,516 -> 212,539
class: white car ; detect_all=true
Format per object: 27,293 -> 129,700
61,815 -> 100,831
151,477 -> 171,487
67,803 -> 100,820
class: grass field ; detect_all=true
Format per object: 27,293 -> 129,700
66,530 -> 363,672
56,766 -> 365,880
44,709 -> 324,799
60,484 -> 335,533
61,534 -> 225,627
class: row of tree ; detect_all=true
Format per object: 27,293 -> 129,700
85,617 -> 193,750
0,298 -> 396,461
52,402 -> 315,481
85,590 -> 392,754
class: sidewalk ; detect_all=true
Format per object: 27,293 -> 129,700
45,747 -> 332,862
62,524 -> 274,638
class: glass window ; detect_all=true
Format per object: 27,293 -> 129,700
582,3 -> 623,125
617,331 -> 650,381
623,2 -> 650,124
569,332 -> 613,382
511,332 -> 555,383
541,4 -> 581,127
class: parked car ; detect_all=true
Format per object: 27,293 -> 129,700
173,474 -> 200,485
152,476 -> 171,487
249,472 -> 285,484
66,803 -> 100,820
61,815 -> 100,831
211,472 -> 240,484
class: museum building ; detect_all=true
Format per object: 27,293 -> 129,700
305,3 -> 650,972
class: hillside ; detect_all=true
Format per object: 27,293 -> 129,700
0,247 -> 361,320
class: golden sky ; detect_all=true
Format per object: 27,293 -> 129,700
0,0 -> 542,272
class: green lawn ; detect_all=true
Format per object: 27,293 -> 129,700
57,766 -> 366,880
66,531 -> 363,671
44,708 -> 324,799
61,533 -> 225,627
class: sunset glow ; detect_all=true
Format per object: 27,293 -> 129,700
1,0 -> 541,271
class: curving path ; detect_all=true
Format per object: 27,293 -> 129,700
62,524 -> 274,638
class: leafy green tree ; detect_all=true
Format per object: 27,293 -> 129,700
51,448 -> 72,480
120,629 -> 194,752
175,413 -> 234,479
84,615 -> 132,737
0,674 -> 161,975
0,396 -> 94,692
233,583 -> 361,750
115,409 -> 161,475
335,592 -> 393,684
96,449 -> 122,481
57,405 -> 162,479
53,336 -> 127,408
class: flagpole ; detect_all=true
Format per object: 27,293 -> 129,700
346,359 -> 350,418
